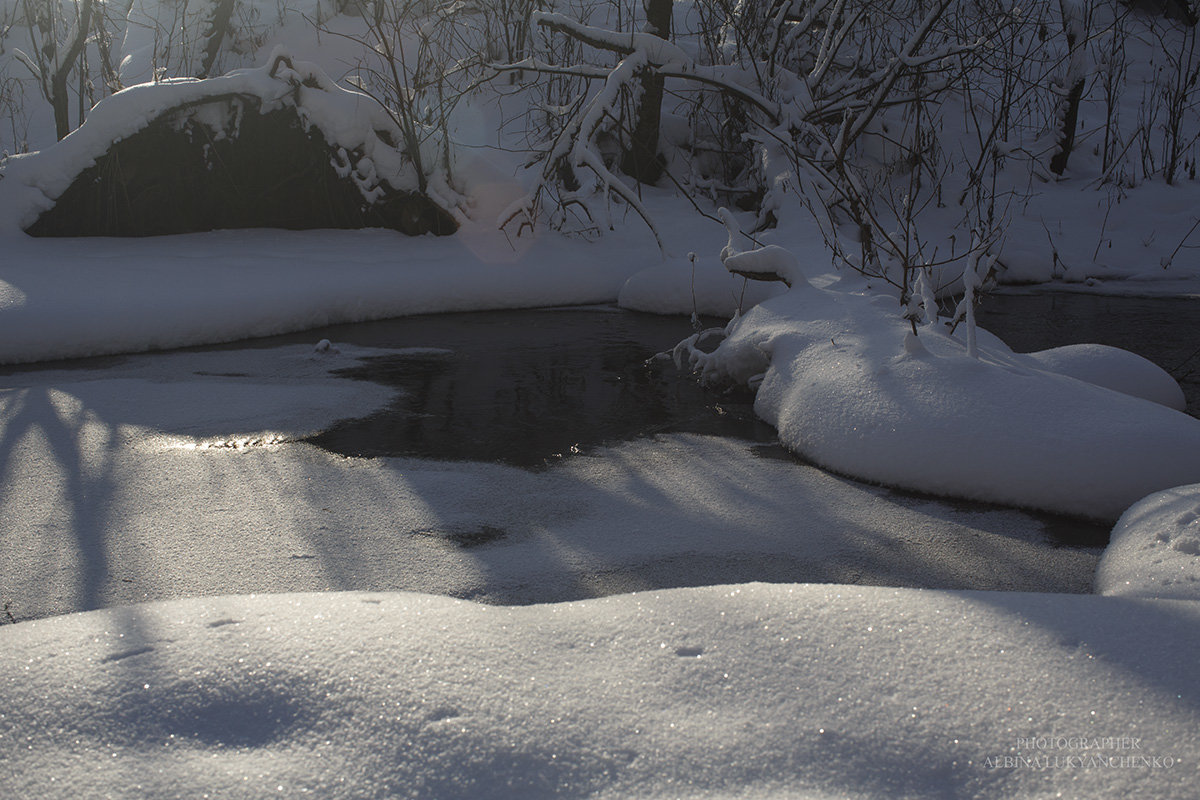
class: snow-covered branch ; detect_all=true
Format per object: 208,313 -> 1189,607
531,11 -> 690,67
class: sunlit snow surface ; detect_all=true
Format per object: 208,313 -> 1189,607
3,586 -> 1199,799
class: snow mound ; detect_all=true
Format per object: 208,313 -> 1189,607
1097,484 -> 1200,600
685,265 -> 1200,521
2,586 -> 1198,799
1022,343 -> 1187,411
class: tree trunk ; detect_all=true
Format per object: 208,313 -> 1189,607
50,0 -> 94,140
620,0 -> 672,185
198,0 -> 237,79
1049,77 -> 1085,176
1049,0 -> 1088,176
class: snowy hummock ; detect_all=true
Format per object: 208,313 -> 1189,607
1097,484 -> 1200,600
1023,343 -> 1187,411
2,586 -> 1198,799
681,262 -> 1200,521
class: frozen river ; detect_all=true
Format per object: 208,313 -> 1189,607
0,302 -> 1132,623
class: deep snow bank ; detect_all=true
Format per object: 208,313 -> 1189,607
682,275 -> 1200,521
0,224 -> 659,364
2,586 -> 1198,799
1097,484 -> 1200,600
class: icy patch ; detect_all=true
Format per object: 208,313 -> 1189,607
0,421 -> 1101,622
0,343 -> 402,442
1096,484 -> 1200,600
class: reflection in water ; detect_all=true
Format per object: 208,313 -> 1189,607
300,308 -> 774,467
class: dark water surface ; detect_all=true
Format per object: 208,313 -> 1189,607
284,308 -> 775,467
276,294 -> 1200,551
250,296 -> 1200,553
976,292 -> 1200,417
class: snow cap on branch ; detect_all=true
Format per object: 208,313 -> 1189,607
718,208 -> 807,287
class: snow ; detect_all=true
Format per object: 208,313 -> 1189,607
0,223 -> 660,364
1022,343 -> 1187,411
1097,484 -> 1200,601
0,342 -> 1101,622
677,257 -> 1200,521
997,180 -> 1200,290
617,252 -> 787,316
3,3 -> 1200,796
3,585 -> 1199,799
9,333 -> 1163,799
722,245 -> 805,286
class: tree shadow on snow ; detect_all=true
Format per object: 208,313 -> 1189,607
0,387 -> 122,619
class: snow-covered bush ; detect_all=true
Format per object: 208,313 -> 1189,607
0,0 -> 1198,282
490,0 -> 1200,293
0,0 -> 357,151
324,0 -> 482,206
493,2 -> 1017,298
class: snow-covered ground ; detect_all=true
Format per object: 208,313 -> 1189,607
0,223 -> 662,364
5,176 -> 1200,800
4,586 -> 1199,799
4,1 -> 1200,796
4,153 -> 1200,800
2,285 -> 1197,797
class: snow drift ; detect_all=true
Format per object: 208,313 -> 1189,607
1097,483 -> 1200,600
2,586 -> 1198,800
